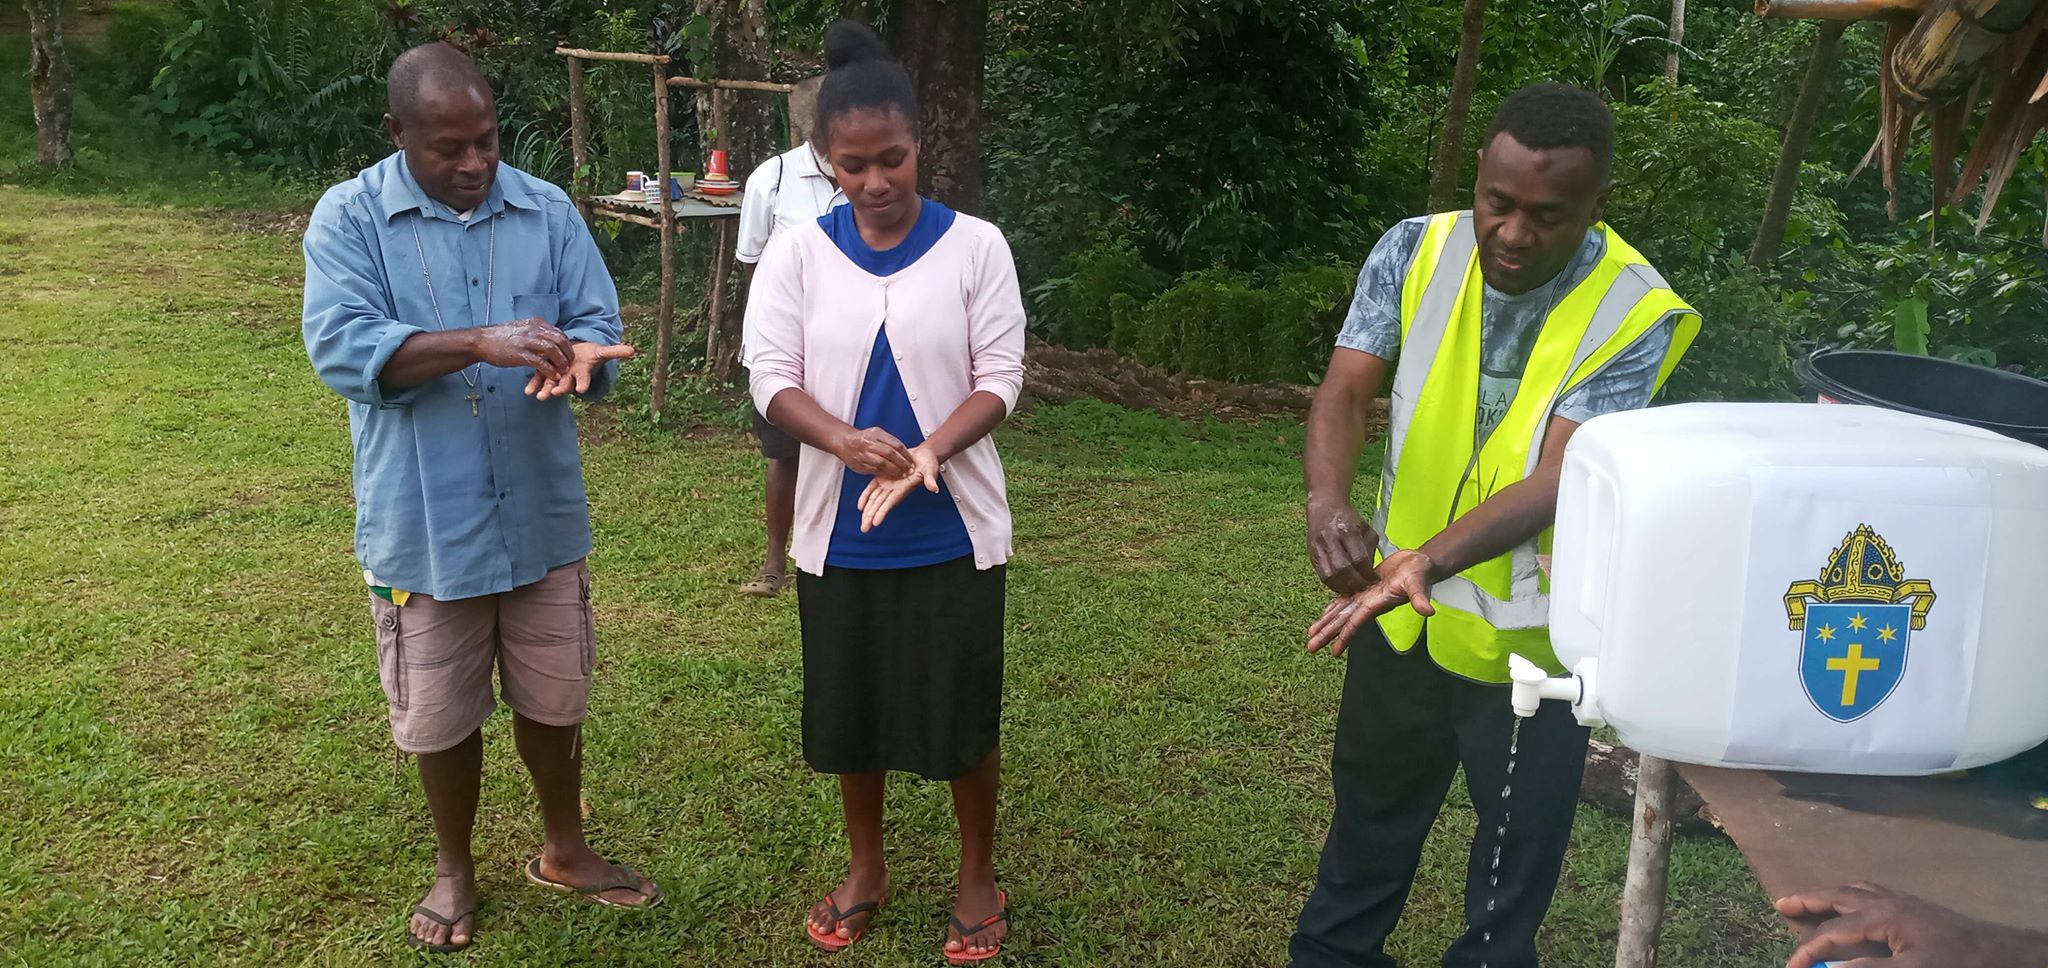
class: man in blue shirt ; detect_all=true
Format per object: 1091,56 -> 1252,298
301,43 -> 653,953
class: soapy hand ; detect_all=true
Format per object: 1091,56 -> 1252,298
477,318 -> 574,382
1778,883 -> 2048,968
835,426 -> 916,478
1306,550 -> 1438,655
857,444 -> 941,532
1307,497 -> 1378,596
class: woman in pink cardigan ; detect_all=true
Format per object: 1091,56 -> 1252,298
745,20 -> 1026,965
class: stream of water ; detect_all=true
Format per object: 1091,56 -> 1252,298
1476,715 -> 1524,968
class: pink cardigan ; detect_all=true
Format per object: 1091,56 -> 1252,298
746,213 -> 1027,576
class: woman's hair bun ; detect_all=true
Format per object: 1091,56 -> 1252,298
824,20 -> 891,70
813,19 -> 917,147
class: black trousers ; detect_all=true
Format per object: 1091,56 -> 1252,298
1291,626 -> 1591,968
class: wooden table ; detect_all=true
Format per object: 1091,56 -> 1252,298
585,191 -> 738,229
1678,763 -> 2048,933
1612,752 -> 2048,968
582,190 -> 740,418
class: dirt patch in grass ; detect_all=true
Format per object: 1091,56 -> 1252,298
215,208 -> 312,237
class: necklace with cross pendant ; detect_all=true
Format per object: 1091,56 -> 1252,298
409,209 -> 496,417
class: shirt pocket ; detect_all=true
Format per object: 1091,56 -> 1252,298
513,292 -> 560,328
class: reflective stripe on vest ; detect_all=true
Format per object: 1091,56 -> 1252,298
1370,212 -> 1701,683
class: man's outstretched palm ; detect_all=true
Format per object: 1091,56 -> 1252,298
526,341 -> 636,400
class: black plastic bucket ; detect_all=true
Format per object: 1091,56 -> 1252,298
1794,348 -> 2048,449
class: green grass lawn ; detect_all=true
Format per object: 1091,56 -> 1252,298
0,186 -> 1785,965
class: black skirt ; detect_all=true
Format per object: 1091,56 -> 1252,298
795,555 -> 1005,780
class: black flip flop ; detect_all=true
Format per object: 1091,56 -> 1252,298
404,903 -> 475,954
524,856 -> 665,908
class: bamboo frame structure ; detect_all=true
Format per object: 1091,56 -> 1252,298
669,75 -> 797,94
553,48 -> 800,420
554,47 -> 669,64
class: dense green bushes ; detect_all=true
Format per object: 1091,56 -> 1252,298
146,0 -> 400,169
1033,239 -> 1352,384
130,1 -> 699,188
1663,263 -> 1809,402
1111,264 -> 1356,384
92,2 -> 190,100
44,0 -> 2048,391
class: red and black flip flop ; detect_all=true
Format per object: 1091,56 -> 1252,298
943,889 -> 1010,965
806,895 -> 882,952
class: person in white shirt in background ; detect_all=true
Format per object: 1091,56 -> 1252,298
735,74 -> 846,598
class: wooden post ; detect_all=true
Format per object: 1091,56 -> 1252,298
1428,0 -> 1489,212
1749,20 -> 1847,267
566,55 -> 591,223
1614,753 -> 1677,968
651,62 -> 677,421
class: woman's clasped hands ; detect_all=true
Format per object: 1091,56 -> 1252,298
834,427 -> 942,533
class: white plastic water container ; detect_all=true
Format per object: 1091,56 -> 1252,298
1537,402 -> 2048,775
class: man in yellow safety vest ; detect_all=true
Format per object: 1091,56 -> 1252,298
1291,84 -> 1700,968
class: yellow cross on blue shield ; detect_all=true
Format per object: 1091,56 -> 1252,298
1799,602 -> 1911,723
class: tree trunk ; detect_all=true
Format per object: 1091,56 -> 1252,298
27,0 -> 75,169
889,0 -> 987,215
1749,21 -> 1847,267
695,0 -> 780,383
1664,0 -> 1686,85
1427,0 -> 1488,212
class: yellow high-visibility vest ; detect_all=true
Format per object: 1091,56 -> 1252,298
1373,211 -> 1700,683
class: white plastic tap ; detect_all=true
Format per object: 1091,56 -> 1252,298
1507,653 -> 1604,727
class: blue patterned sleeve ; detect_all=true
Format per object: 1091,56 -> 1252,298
1554,318 -> 1678,424
1334,218 -> 1428,361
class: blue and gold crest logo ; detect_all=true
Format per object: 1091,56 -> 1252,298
1783,525 -> 1937,723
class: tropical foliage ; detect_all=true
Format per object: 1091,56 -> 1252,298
87,0 -> 2048,391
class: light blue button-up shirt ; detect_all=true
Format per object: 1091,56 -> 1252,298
302,152 -> 622,601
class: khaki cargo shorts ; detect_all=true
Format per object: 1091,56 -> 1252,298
368,559 -> 596,754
